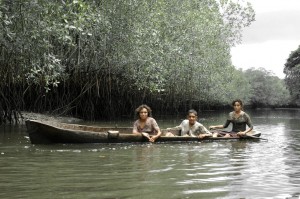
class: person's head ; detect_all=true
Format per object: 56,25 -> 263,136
232,99 -> 243,112
135,104 -> 152,120
187,109 -> 198,125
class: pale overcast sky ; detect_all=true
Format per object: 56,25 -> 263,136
230,0 -> 300,78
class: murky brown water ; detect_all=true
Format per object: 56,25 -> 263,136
1,109 -> 300,199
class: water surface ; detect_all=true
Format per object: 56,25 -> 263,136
1,109 -> 300,199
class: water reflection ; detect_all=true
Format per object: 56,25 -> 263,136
285,116 -> 300,195
1,109 -> 300,198
222,114 -> 300,199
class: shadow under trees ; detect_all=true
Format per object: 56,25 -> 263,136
2,0 -> 291,124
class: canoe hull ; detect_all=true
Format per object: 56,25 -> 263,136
25,120 -> 261,144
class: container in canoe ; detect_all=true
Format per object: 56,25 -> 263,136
25,120 -> 262,144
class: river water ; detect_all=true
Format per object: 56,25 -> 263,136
1,109 -> 300,199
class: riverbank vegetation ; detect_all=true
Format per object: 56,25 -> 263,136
284,45 -> 300,106
0,0 -> 293,124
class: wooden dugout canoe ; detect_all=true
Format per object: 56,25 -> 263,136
25,120 -> 262,144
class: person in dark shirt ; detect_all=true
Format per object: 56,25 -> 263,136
209,99 -> 253,137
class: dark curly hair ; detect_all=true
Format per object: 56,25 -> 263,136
232,99 -> 244,109
135,104 -> 152,118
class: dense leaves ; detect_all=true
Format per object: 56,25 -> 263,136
0,0 -> 289,123
284,45 -> 300,105
245,68 -> 290,107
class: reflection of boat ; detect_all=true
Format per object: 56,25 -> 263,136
25,120 -> 261,144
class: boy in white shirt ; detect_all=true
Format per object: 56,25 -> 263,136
166,109 -> 212,139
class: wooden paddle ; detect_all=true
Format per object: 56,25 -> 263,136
209,128 -> 268,141
244,133 -> 268,141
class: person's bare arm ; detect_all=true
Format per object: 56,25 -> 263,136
149,129 -> 161,142
209,125 -> 224,130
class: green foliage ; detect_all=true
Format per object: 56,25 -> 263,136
220,68 -> 251,104
217,0 -> 255,45
0,0 -> 258,120
26,54 -> 66,92
284,45 -> 300,105
245,68 -> 291,107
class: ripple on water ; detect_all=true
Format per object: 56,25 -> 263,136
2,110 -> 300,199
